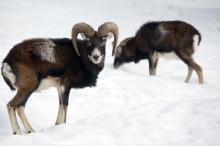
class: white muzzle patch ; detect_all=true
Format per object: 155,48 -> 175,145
88,48 -> 104,64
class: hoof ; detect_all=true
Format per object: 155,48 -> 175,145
13,131 -> 22,135
27,129 -> 35,133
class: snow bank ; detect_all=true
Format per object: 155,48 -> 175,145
0,0 -> 220,145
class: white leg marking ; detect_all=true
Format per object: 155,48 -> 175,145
55,85 -> 66,125
152,52 -> 159,62
58,105 -> 67,124
7,104 -> 22,135
63,105 -> 68,123
55,105 -> 64,125
56,105 -> 66,124
17,106 -> 35,133
185,66 -> 193,83
152,52 -> 159,75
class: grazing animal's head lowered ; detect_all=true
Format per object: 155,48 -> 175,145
114,37 -> 137,68
1,22 -> 119,135
114,21 -> 204,84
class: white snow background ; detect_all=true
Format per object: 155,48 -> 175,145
0,0 -> 220,145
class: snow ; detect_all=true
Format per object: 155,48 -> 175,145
0,0 -> 220,145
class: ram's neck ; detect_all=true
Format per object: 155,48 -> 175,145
83,58 -> 104,75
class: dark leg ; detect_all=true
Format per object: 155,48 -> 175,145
7,96 -> 22,135
191,60 -> 204,84
7,88 -> 36,135
7,65 -> 39,135
176,52 -> 204,84
185,66 -> 193,83
17,99 -> 35,133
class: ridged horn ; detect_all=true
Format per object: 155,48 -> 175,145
98,22 -> 119,56
72,22 -> 95,56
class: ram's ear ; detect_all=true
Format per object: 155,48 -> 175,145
98,22 -> 119,56
72,22 -> 95,56
111,41 -> 114,47
106,32 -> 114,40
117,46 -> 122,53
80,33 -> 87,40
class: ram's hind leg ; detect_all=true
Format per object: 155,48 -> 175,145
7,65 -> 39,134
177,51 -> 204,84
191,60 -> 204,84
185,66 -> 193,83
7,88 -> 36,135
185,58 -> 203,84
17,103 -> 35,133
7,99 -> 22,135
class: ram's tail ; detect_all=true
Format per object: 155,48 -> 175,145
1,62 -> 16,91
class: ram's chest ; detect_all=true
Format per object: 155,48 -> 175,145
35,72 -> 98,92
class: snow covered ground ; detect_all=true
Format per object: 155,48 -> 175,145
0,0 -> 220,145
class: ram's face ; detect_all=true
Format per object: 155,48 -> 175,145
113,37 -> 136,68
72,22 -> 119,64
82,33 -> 108,64
113,45 -> 126,68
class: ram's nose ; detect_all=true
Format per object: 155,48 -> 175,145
113,59 -> 119,68
93,55 -> 100,61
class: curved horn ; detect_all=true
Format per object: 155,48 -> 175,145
72,22 -> 95,56
98,22 -> 119,56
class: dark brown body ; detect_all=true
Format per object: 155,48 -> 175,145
3,38 -> 102,89
114,21 -> 204,84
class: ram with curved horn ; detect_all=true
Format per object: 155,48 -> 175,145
72,22 -> 95,56
98,22 -> 119,56
1,22 -> 119,135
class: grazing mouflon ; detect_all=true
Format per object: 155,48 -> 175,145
114,21 -> 203,84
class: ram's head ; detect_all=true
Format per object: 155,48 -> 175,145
72,22 -> 119,64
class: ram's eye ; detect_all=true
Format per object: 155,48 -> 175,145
101,42 -> 106,47
87,42 -> 91,46
118,47 -> 122,53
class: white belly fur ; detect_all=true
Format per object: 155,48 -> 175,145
158,51 -> 180,60
35,76 -> 60,92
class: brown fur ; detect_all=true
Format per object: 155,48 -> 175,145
114,21 -> 204,84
